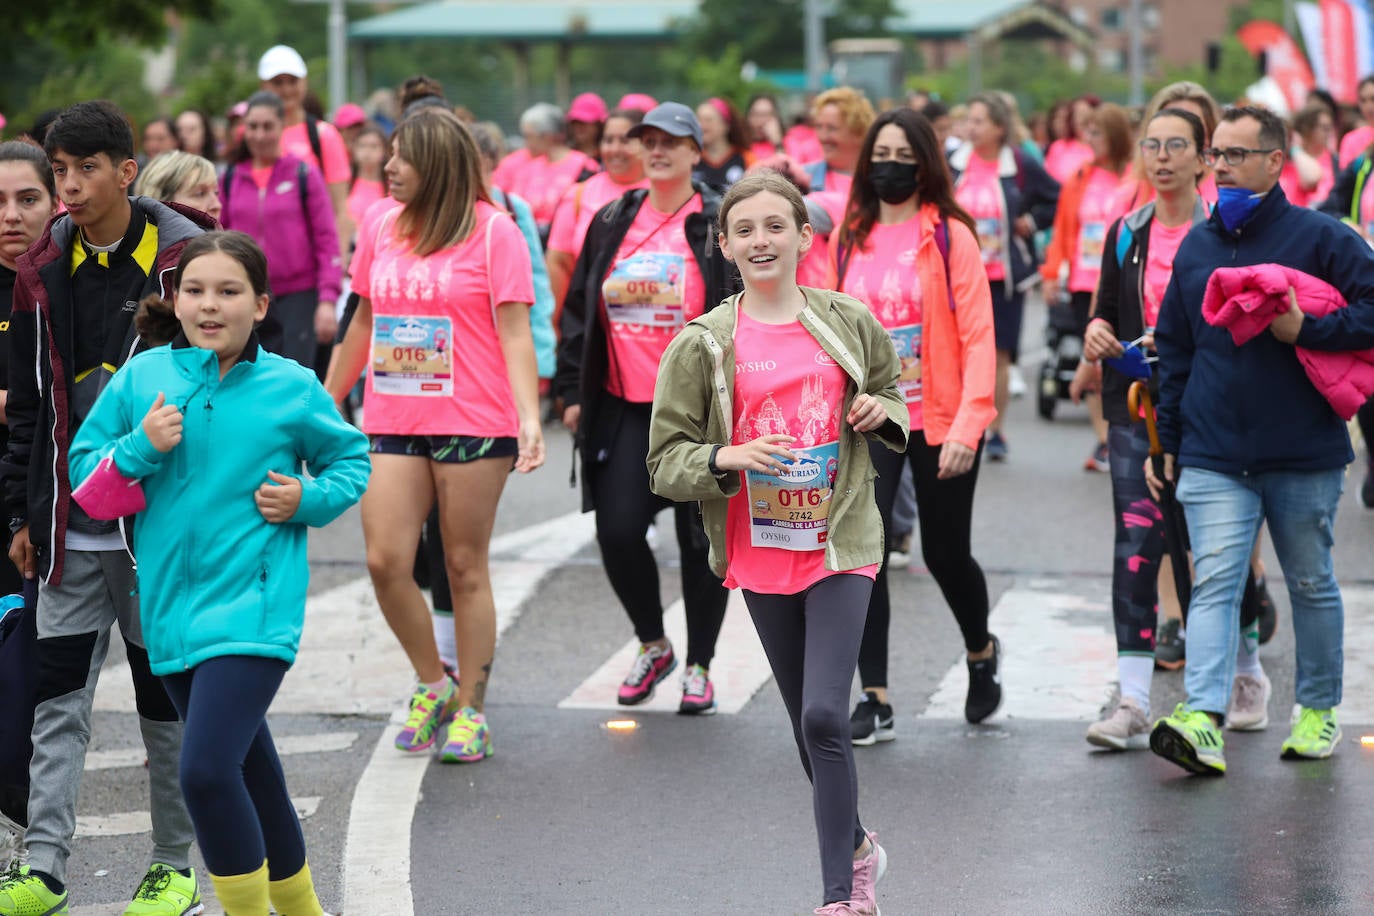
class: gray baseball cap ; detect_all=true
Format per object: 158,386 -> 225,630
627,102 -> 703,148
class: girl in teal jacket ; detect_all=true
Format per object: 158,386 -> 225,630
69,230 -> 369,916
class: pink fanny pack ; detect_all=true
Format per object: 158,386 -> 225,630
72,456 -> 146,520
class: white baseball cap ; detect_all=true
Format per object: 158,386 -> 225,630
258,45 -> 308,81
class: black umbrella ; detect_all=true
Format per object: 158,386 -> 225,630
1128,380 -> 1193,620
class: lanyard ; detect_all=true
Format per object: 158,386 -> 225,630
616,193 -> 697,262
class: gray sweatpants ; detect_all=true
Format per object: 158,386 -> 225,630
742,574 -> 872,906
26,548 -> 193,884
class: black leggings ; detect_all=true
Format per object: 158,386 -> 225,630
744,574 -> 871,905
590,400 -> 728,669
858,431 -> 989,687
161,655 -> 304,879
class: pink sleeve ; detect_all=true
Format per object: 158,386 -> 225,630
317,122 -> 353,185
487,214 -> 535,306
546,185 -> 579,255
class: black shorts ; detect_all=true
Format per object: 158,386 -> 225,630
368,434 -> 518,464
990,283 -> 1026,361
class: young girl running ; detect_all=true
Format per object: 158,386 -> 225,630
68,230 -> 370,915
327,108 -> 543,764
648,172 -> 906,915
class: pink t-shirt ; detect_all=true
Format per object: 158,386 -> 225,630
347,178 -> 386,227
956,153 -> 1007,282
349,198 -> 535,436
837,215 -> 925,430
1044,139 -> 1094,185
1143,219 -> 1191,328
546,171 -> 649,258
1280,153 -> 1336,209
491,148 -> 533,197
601,195 -> 706,402
503,150 -> 599,229
1340,125 -> 1374,169
797,191 -> 846,289
1069,167 -> 1133,293
723,309 -> 877,593
282,120 -> 351,186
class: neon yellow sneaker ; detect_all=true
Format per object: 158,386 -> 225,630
1281,707 -> 1342,760
394,678 -> 457,753
0,862 -> 69,916
122,864 -> 203,915
1149,703 -> 1226,776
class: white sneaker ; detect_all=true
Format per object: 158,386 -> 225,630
1008,365 -> 1027,398
1226,671 -> 1271,731
1085,698 -> 1150,750
0,810 -> 24,870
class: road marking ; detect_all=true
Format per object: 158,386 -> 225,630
76,797 -> 321,838
558,590 -> 772,714
343,509 -> 596,916
84,731 -> 359,771
920,586 -> 1117,721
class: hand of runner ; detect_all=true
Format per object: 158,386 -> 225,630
141,392 -> 183,453
255,470 -> 302,523
1144,452 -> 1175,501
1269,287 -> 1305,344
715,435 -> 798,475
1082,319 -> 1122,361
315,301 -> 339,344
515,418 -> 545,473
1069,360 -> 1100,404
846,393 -> 887,432
562,404 -> 581,435
8,524 -> 35,580
937,440 -> 976,479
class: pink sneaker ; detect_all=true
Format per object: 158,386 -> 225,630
814,903 -> 863,915
618,643 -> 676,705
678,664 -> 717,715
850,830 -> 887,915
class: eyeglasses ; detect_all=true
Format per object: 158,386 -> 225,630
1138,137 -> 1192,157
639,135 -> 689,151
1201,146 -> 1279,167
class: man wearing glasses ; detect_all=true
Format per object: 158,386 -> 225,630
1145,105 -> 1374,776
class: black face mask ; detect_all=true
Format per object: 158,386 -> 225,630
868,160 -> 919,204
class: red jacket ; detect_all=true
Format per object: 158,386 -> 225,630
1202,263 -> 1374,420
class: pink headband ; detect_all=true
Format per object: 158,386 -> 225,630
707,97 -> 732,124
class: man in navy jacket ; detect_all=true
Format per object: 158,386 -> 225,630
1147,106 -> 1374,776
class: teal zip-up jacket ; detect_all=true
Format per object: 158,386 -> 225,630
68,335 -> 370,675
647,287 -> 908,579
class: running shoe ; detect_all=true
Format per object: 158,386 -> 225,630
1226,671 -> 1271,732
123,864 -> 203,915
0,863 -> 68,916
439,707 -> 493,763
1085,698 -> 1150,751
394,678 -> 456,753
1150,703 -> 1226,775
1281,707 -> 1342,760
1083,441 -> 1110,473
985,432 -> 1008,463
1008,365 -> 1027,398
618,643 -> 677,705
1154,617 -> 1185,671
850,830 -> 887,915
965,635 -> 1002,724
814,903 -> 863,915
678,664 -> 717,715
850,692 -> 895,746
1254,577 -> 1277,645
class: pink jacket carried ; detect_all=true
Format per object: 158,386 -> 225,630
1202,263 -> 1374,419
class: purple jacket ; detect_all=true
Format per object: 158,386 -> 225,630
220,154 -> 342,302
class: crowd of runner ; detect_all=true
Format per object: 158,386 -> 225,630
0,41 -> 1371,915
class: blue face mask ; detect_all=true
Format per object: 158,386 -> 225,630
1215,186 -> 1266,233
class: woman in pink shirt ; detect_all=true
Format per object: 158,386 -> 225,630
555,103 -> 738,715
545,108 -> 649,316
834,109 -> 999,739
1043,95 -> 1099,185
1338,75 -> 1374,168
648,172 -> 906,914
493,103 -> 599,243
345,124 -> 388,234
1282,104 -> 1338,209
327,109 -> 544,765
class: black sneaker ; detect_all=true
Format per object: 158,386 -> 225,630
850,692 -> 895,746
1254,576 -> 1277,646
965,635 -> 1002,724
1155,617 -> 1185,670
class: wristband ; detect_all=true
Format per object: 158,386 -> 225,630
708,444 -> 727,479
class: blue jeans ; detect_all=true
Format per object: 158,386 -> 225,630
1175,467 -> 1345,714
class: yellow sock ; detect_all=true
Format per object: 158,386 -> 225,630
268,861 -> 325,916
209,861 -> 270,916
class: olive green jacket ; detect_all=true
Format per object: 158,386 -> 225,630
647,287 -> 909,579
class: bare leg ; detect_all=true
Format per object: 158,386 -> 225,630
992,350 -> 1011,434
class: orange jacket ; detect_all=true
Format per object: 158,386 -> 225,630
832,203 -> 997,448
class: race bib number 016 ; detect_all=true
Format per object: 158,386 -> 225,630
371,316 -> 453,396
602,253 -> 686,329
745,441 -> 839,551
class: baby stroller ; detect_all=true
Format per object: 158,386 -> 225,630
1036,289 -> 1086,420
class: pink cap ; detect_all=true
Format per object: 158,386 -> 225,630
567,92 -> 608,123
616,93 -> 658,114
334,103 -> 367,128
228,101 -> 248,119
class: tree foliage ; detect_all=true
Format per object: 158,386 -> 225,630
685,0 -> 900,71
